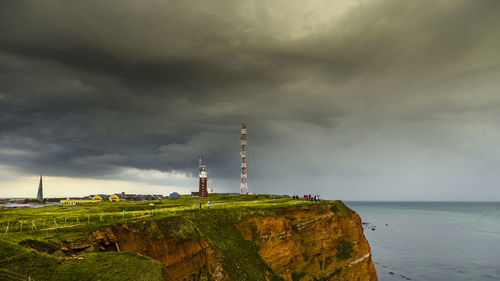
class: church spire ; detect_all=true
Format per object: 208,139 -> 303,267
37,174 -> 43,202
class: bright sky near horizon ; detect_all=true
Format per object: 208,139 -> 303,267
1,0 -> 500,200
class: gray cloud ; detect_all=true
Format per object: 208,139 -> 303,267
0,0 -> 500,200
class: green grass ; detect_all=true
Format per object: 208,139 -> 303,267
0,194 -> 354,281
0,239 -> 164,281
0,239 -> 57,280
58,252 -> 163,281
0,194 -> 344,243
186,209 -> 284,281
336,241 -> 353,261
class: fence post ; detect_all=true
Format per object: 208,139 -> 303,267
5,221 -> 9,233
54,218 -> 58,227
20,221 -> 23,232
32,221 -> 37,231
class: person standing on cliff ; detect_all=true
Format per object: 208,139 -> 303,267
199,203 -> 202,210
207,200 -> 211,209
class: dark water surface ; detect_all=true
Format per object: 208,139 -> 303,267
345,202 -> 500,281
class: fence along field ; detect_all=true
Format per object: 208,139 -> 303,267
0,195 -> 329,281
0,194 -> 317,236
2,206 -> 169,234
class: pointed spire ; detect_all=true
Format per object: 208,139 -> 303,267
37,174 -> 43,202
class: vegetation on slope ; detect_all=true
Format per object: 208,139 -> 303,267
0,194 -> 347,243
0,194 -> 355,281
0,239 -> 164,281
187,209 -> 284,281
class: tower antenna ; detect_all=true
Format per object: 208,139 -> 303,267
240,123 -> 248,194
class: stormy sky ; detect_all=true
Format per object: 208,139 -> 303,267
1,0 -> 500,200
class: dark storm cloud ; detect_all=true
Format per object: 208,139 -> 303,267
1,0 -> 500,199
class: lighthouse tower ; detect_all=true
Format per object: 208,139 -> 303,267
199,156 -> 208,197
240,123 -> 248,194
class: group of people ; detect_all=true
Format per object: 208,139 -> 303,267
199,200 -> 211,209
291,194 -> 322,202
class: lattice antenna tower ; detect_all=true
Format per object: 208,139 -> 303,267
240,123 -> 248,194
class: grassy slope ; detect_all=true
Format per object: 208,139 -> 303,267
0,240 -> 164,281
187,209 -> 284,281
0,194 -> 352,281
0,194 -> 329,243
58,252 -> 163,281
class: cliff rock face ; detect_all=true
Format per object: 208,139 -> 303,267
65,218 -> 229,281
236,205 -> 377,281
110,222 -> 229,281
63,204 -> 377,281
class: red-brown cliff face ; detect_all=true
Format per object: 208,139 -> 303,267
63,218 -> 230,281
236,205 -> 377,281
109,222 -> 229,281
61,204 -> 377,281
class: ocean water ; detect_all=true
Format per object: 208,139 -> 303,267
345,202 -> 500,281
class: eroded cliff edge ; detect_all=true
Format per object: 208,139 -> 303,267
237,205 -> 377,281
62,203 -> 377,281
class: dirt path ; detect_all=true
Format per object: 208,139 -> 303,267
40,224 -> 79,231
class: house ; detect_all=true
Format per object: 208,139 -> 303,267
169,192 -> 180,198
123,194 -> 138,201
92,194 -> 110,201
109,193 -> 126,202
152,195 -> 164,200
137,195 -> 151,201
45,198 -> 66,203
60,196 -> 97,205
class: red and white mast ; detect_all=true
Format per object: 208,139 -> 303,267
240,123 -> 248,194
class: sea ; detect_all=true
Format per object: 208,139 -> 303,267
345,202 -> 500,281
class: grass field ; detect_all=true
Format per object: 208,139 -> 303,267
0,194 -> 350,281
0,194 -> 334,242
0,239 -> 165,281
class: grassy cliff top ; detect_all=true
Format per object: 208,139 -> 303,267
0,194 -> 354,281
0,194 -> 349,243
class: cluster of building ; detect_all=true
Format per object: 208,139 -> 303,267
33,174 -> 181,205
60,192 -> 180,205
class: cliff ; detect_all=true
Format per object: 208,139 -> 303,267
237,205 -> 377,281
61,203 -> 377,281
1,197 -> 377,281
